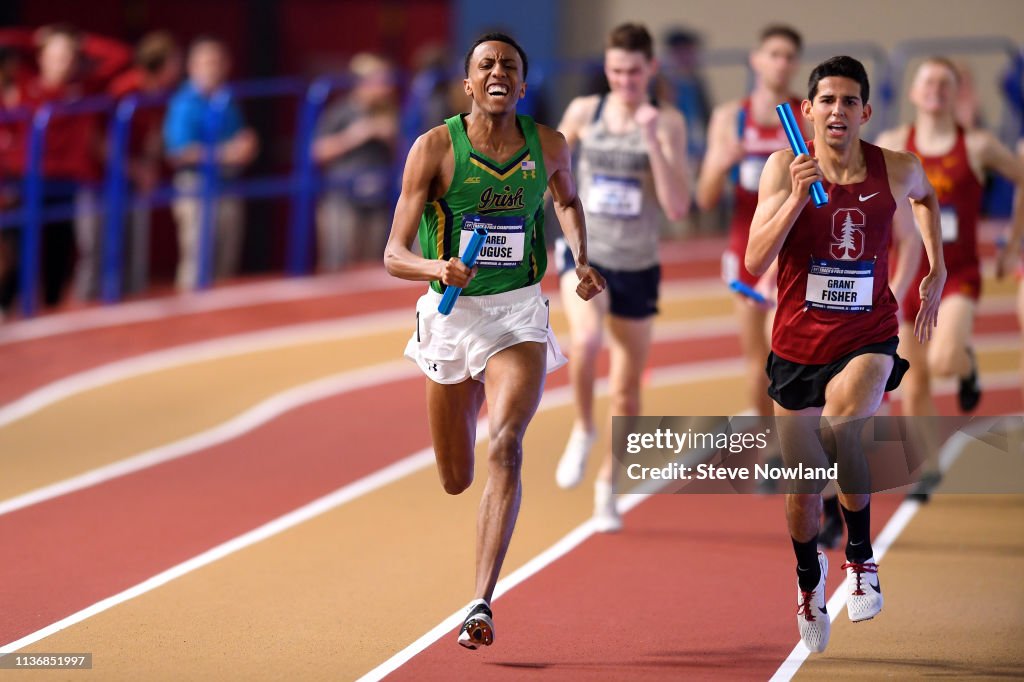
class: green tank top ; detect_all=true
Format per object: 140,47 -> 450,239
420,113 -> 548,296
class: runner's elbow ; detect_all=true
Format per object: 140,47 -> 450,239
383,246 -> 401,276
745,251 -> 768,277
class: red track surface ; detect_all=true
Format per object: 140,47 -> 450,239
0,236 -> 1018,678
391,494 -> 901,681
0,330 -> 746,645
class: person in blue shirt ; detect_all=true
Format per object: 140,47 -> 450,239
163,35 -> 257,290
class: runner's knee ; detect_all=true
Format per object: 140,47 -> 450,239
570,331 -> 602,360
488,429 -> 524,474
609,384 -> 640,416
926,342 -> 961,377
436,448 -> 474,495
440,468 -> 473,495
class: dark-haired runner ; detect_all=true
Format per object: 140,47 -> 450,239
747,56 -> 945,653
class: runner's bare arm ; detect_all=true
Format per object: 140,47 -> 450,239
383,129 -> 474,288
746,150 -> 819,276
973,130 -> 1024,278
540,125 -> 606,301
639,106 -> 690,220
556,95 -> 597,152
893,150 -> 946,341
889,197 -> 924,313
696,102 -> 743,211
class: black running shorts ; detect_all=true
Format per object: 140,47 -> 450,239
766,336 -> 910,411
555,238 -> 660,319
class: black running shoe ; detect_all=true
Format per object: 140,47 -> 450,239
958,348 -> 981,413
817,513 -> 844,550
907,470 -> 943,503
457,600 -> 494,649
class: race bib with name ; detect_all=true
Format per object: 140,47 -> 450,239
940,207 -> 958,243
585,175 -> 643,217
738,157 -> 767,192
460,214 -> 526,268
805,257 -> 875,312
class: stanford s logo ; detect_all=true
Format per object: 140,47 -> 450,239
830,208 -> 866,260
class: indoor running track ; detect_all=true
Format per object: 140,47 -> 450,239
0,235 -> 1021,681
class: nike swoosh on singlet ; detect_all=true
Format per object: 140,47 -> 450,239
859,192 -> 880,201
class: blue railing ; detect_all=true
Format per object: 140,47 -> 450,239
20,96 -> 114,317
1,36 -> 1021,317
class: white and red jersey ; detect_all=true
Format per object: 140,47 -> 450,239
772,140 -> 900,364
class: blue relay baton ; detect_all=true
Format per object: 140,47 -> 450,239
438,226 -> 489,315
776,102 -> 828,208
729,279 -> 769,306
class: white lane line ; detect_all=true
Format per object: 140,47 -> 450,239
4,296 -> 1016,434
0,310 -> 411,428
0,271 -> 417,346
0,359 -> 745,655
0,361 -> 418,518
0,445 -> 436,657
0,281 -> 732,424
0,241 -> 732,346
356,450 -> 717,682
768,415 -> 1009,682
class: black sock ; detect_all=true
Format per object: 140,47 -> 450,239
792,537 -> 821,591
822,495 -> 840,520
841,502 -> 873,562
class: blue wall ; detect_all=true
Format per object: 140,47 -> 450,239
455,0 -> 560,83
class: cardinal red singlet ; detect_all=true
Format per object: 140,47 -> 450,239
901,125 -> 983,321
772,140 -> 900,365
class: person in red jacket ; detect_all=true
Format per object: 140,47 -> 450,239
0,44 -> 25,317
747,56 -> 945,654
4,25 -> 131,307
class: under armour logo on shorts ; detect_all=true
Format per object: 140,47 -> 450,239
425,361 -> 438,371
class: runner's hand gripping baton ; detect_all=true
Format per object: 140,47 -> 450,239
776,102 -> 828,208
438,226 -> 489,315
729,280 -> 769,305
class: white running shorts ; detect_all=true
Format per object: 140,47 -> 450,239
404,284 -> 567,384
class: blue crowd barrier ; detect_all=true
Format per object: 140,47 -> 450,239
2,37 -> 1023,317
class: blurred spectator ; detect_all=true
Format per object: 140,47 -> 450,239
3,25 -> 131,308
108,31 -> 183,293
312,53 -> 397,270
0,45 -> 23,317
163,35 -> 257,290
660,28 -> 712,162
403,43 -> 454,138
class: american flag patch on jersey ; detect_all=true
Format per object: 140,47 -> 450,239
521,160 -> 536,170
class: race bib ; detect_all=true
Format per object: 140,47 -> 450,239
805,257 -> 874,312
460,214 -> 526,268
940,208 -> 958,243
738,157 -> 767,192
585,175 -> 643,217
